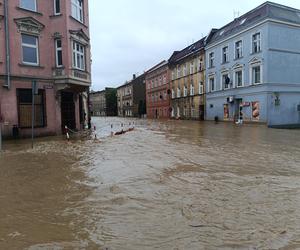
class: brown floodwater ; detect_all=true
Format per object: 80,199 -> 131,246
1,117 -> 300,250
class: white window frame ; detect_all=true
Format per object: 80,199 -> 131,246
72,41 -> 85,70
208,75 -> 215,92
199,81 -> 204,94
222,46 -> 229,63
177,66 -> 181,78
252,32 -> 261,54
55,39 -> 63,68
54,0 -> 61,15
250,63 -> 263,85
235,40 -> 243,59
183,64 -> 187,76
183,85 -> 187,97
233,68 -> 244,88
221,72 -> 231,90
171,89 -> 175,99
20,0 -> 37,12
177,87 -> 181,98
190,84 -> 194,96
71,0 -> 83,23
190,61 -> 194,74
21,34 -> 39,66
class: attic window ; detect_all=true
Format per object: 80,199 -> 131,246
297,12 -> 300,19
240,18 -> 247,25
219,30 -> 224,36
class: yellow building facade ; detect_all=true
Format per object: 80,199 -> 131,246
169,38 -> 206,120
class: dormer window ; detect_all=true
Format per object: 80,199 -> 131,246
20,0 -> 37,12
71,0 -> 83,23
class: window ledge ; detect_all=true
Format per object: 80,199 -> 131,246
221,61 -> 229,65
69,16 -> 88,28
16,7 -> 43,16
52,66 -> 65,70
19,63 -> 45,69
49,14 -> 63,18
250,51 -> 262,55
234,57 -> 244,61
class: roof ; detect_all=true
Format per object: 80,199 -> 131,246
208,1 -> 300,45
168,37 -> 206,64
117,73 -> 146,89
145,60 -> 168,75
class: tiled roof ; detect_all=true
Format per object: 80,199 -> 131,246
208,1 -> 300,45
168,37 -> 206,64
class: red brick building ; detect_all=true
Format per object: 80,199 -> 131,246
145,61 -> 170,119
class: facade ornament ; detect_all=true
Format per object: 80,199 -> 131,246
14,17 -> 45,35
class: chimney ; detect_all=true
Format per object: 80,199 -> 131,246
133,74 -> 136,80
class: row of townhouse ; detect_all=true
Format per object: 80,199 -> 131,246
0,0 -> 91,138
144,1 -> 300,128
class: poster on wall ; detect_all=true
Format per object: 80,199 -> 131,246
252,101 -> 260,121
223,104 -> 229,120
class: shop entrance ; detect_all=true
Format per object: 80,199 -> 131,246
61,92 -> 76,131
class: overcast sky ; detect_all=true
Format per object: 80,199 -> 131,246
89,0 -> 299,91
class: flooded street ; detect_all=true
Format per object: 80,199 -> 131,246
1,117 -> 300,249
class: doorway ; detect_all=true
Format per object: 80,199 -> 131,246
61,92 -> 76,131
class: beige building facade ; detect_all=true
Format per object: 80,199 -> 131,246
169,38 -> 206,120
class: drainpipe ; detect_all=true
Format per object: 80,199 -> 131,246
4,0 -> 11,89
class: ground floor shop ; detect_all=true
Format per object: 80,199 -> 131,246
170,95 -> 205,120
0,79 -> 89,138
206,88 -> 300,128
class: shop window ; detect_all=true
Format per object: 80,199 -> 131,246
18,89 -> 46,128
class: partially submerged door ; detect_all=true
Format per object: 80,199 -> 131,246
61,92 -> 76,131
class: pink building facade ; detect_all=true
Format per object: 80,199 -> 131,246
0,0 -> 91,138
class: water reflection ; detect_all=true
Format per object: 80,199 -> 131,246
1,117 -> 300,249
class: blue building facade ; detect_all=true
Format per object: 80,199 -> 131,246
205,2 -> 300,127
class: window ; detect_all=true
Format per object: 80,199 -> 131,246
171,89 -> 175,99
54,0 -> 61,15
252,33 -> 261,53
55,39 -> 63,67
199,81 -> 204,94
235,40 -> 243,59
235,70 -> 243,87
72,41 -> 85,70
22,34 -> 38,65
209,52 -> 214,68
163,75 -> 166,85
209,77 -> 215,92
252,66 -> 261,84
172,70 -> 175,80
222,73 -> 231,89
222,46 -> 229,63
183,85 -> 187,97
20,0 -> 37,12
190,84 -> 194,96
177,66 -> 181,78
177,87 -> 181,98
190,61 -> 194,74
199,58 -> 203,71
71,0 -> 83,22
183,64 -> 187,76
18,89 -> 46,128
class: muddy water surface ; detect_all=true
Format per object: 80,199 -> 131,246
1,117 -> 300,249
